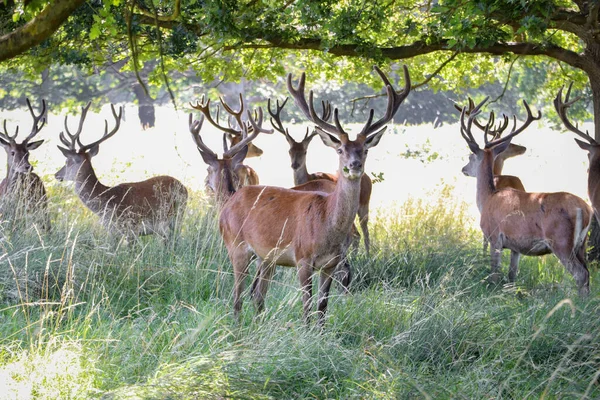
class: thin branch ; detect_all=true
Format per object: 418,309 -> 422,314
149,0 -> 177,109
489,54 -> 520,104
134,0 -> 180,22
126,0 -> 150,97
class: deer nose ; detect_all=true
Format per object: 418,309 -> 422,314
349,160 -> 362,170
291,162 -> 300,169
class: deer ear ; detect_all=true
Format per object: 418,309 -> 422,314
57,145 -> 72,157
491,140 -> 511,158
365,127 -> 387,149
230,145 -> 248,167
0,137 -> 10,148
316,127 -> 340,149
575,138 -> 594,152
87,143 -> 100,158
199,149 -> 219,167
26,140 -> 44,150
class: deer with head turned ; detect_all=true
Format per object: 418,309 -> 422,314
459,98 -> 592,294
455,98 -> 527,191
554,83 -> 600,223
189,94 -> 273,203
268,97 -> 373,254
219,65 -> 410,325
0,99 -> 50,231
55,102 -> 188,239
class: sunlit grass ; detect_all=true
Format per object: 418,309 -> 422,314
0,182 -> 599,399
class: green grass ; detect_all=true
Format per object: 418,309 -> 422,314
0,183 -> 599,399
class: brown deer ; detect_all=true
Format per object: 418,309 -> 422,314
0,99 -> 50,231
190,95 -> 266,201
554,83 -> 600,223
219,65 -> 410,324
189,94 -> 272,203
55,102 -> 188,239
459,98 -> 592,295
268,97 -> 373,254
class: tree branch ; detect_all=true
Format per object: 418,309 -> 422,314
0,0 -> 85,62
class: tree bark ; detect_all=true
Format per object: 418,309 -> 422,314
132,83 -> 155,130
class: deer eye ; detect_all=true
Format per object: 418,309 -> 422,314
336,148 -> 342,154
10,151 -> 15,156
364,149 -> 368,155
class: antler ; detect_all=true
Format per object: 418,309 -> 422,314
268,97 -> 331,144
483,100 -> 541,149
287,65 -> 410,140
22,98 -> 47,144
223,107 -> 273,158
188,113 -> 218,158
0,98 -> 47,145
554,83 -> 597,145
59,103 -> 122,152
454,97 -> 509,139
190,95 -> 240,136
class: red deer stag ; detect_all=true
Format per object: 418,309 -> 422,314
459,98 -> 592,295
219,65 -> 410,325
55,103 -> 188,239
0,99 -> 49,231
189,94 -> 272,203
554,83 -> 600,223
268,97 -> 373,254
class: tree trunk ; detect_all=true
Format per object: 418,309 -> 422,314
586,63 -> 600,262
132,83 -> 155,130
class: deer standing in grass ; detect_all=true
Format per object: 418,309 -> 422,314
0,99 -> 50,231
55,102 -> 188,240
554,83 -> 600,224
189,94 -> 272,203
268,97 -> 368,256
219,65 -> 410,324
460,99 -> 592,294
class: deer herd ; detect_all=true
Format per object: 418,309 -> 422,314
1,65 -> 599,325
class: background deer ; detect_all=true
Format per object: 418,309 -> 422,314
459,98 -> 592,295
554,83 -> 600,223
268,97 -> 374,254
0,99 -> 50,231
55,102 -> 188,240
219,65 -> 410,324
189,94 -> 272,203
190,95 -> 268,202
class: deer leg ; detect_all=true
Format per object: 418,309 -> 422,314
553,237 -> 590,296
251,257 -> 276,314
508,251 -> 521,283
358,204 -> 370,255
297,260 -> 313,324
489,236 -> 503,284
482,235 -> 489,255
334,259 -> 352,294
230,245 -> 252,321
317,266 -> 334,327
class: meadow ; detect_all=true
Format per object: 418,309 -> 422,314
0,106 -> 599,399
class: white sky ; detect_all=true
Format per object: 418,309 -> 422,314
0,104 -> 592,225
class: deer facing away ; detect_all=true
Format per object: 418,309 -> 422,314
55,102 -> 188,240
219,65 -> 411,325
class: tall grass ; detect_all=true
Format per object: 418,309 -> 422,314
0,183 -> 599,399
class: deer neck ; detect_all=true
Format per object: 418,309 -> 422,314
74,161 -> 110,212
326,172 -> 361,236
588,159 -> 600,206
492,157 -> 504,175
293,164 -> 310,185
476,151 -> 496,212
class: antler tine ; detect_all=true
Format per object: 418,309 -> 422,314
188,113 -> 217,157
190,96 -> 239,135
61,102 -> 92,150
79,104 -> 122,152
484,100 -> 541,149
23,98 -> 46,144
359,65 -> 411,137
220,94 -> 245,136
268,97 -> 293,140
553,83 -> 597,144
1,120 -> 18,144
459,107 -> 479,146
287,72 -> 342,137
320,100 -> 332,121
453,96 -> 489,131
224,107 -> 273,158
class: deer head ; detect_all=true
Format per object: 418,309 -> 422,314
0,99 -> 46,174
55,102 -> 123,182
287,65 -> 411,181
